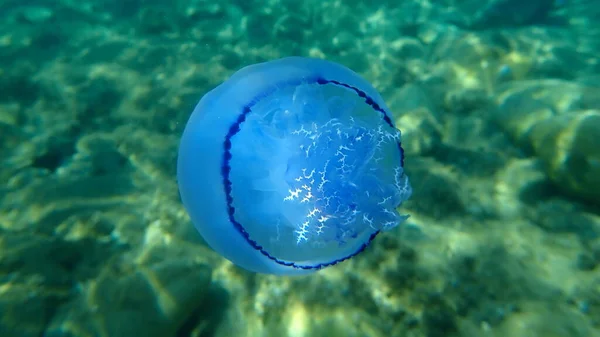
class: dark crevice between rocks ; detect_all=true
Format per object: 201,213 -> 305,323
430,143 -> 507,177
0,68 -> 42,105
525,199 -> 600,244
421,293 -> 459,337
442,243 -> 554,331
75,77 -> 124,131
31,137 -> 78,173
517,176 -> 563,206
176,283 -> 230,337
383,245 -> 428,294
404,166 -> 466,220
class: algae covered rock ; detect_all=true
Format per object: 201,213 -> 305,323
493,80 -> 599,206
389,84 -> 442,156
528,110 -> 600,205
45,258 -> 213,337
493,90 -> 555,147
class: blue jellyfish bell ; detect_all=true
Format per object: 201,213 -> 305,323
177,57 -> 412,275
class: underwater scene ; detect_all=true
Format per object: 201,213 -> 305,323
1,0 -> 600,336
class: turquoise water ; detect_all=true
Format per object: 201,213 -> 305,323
0,0 -> 599,336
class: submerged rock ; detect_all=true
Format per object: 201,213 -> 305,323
44,259 -> 213,337
452,0 -> 563,29
528,110 -> 600,205
494,80 -> 600,206
18,6 -> 55,24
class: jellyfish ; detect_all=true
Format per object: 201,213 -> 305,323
177,57 -> 412,275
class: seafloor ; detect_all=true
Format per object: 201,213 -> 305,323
1,0 -> 599,336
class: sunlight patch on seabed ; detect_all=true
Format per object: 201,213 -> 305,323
142,219 -> 173,247
287,302 -> 309,337
493,158 -> 546,218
